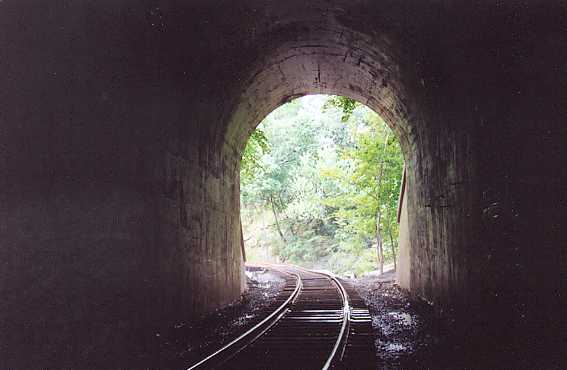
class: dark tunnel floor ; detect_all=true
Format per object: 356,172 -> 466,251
355,274 -> 565,370
139,266 -> 453,369
129,266 -> 563,369
142,267 -> 287,369
355,273 -> 446,369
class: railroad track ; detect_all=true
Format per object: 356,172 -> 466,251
186,265 -> 376,370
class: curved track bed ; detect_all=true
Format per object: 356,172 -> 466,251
187,265 -> 376,370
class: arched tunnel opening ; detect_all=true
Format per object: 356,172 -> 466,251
224,28 -> 461,313
239,94 -> 406,278
2,1 -> 566,368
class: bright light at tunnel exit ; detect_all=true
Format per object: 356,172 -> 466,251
239,95 -> 404,279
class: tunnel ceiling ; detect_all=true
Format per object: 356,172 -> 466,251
223,28 -> 417,160
209,1 -> 430,163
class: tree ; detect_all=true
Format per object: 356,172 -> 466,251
321,97 -> 404,272
240,95 -> 403,275
324,96 -> 358,122
241,128 -> 269,186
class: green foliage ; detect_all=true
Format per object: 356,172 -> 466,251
323,96 -> 358,122
240,95 -> 404,276
241,129 -> 269,186
323,111 -> 404,267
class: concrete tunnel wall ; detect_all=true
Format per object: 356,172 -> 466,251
397,182 -> 411,291
1,0 -> 566,367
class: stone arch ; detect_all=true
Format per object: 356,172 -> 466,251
219,20 -> 458,310
223,26 -> 419,161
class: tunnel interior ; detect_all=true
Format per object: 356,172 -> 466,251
1,0 -> 566,367
225,15 -> 474,316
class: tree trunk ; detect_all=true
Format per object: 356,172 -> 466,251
269,195 -> 287,243
240,216 -> 246,262
388,226 -> 397,271
376,212 -> 384,274
385,205 -> 397,271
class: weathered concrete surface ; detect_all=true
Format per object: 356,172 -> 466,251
1,0 -> 566,367
397,188 -> 411,291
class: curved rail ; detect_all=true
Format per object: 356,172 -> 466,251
295,268 -> 351,370
322,273 -> 351,369
285,265 -> 352,369
186,271 -> 302,370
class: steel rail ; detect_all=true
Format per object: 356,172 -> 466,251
186,271 -> 302,370
299,269 -> 351,370
323,274 -> 351,369
273,264 -> 353,369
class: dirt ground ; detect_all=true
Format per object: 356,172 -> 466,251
146,267 -> 449,369
135,267 -> 563,369
354,272 -> 565,370
354,272 -> 448,369
142,267 -> 450,370
142,267 -> 287,369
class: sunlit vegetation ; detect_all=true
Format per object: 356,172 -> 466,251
240,95 -> 403,276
